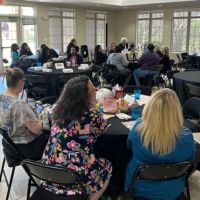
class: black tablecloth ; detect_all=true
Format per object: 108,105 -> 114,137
94,117 -> 131,198
27,68 -> 92,96
173,71 -> 200,105
188,55 -> 200,69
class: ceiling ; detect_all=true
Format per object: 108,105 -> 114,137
24,0 -> 199,8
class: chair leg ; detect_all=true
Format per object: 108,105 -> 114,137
6,166 -> 16,200
26,178 -> 31,200
0,157 -> 6,181
186,180 -> 190,200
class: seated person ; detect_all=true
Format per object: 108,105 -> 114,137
67,46 -> 83,66
155,45 -> 163,58
107,45 -> 132,85
125,89 -> 198,199
133,43 -> 160,86
10,43 -> 19,67
19,42 -> 33,57
41,76 -> 112,200
160,47 -> 171,75
38,44 -> 58,65
108,43 -> 116,55
94,45 -> 107,65
118,37 -> 129,50
0,68 -> 48,160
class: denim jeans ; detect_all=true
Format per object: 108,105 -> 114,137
133,68 -> 149,86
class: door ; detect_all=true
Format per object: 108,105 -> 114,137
0,20 -> 17,69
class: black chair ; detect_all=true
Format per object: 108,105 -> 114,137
25,74 -> 48,100
22,159 -> 88,200
80,45 -> 89,63
128,161 -> 195,200
181,53 -> 189,62
0,128 -> 37,200
103,64 -> 123,86
183,97 -> 200,132
146,64 -> 164,88
123,85 -> 152,96
186,84 -> 200,98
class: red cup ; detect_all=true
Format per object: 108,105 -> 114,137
115,89 -> 124,99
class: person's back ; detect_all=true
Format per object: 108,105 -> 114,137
125,89 -> 196,200
108,52 -> 128,69
0,68 -> 47,160
125,121 -> 195,200
138,51 -> 160,69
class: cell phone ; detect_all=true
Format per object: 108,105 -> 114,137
36,104 -> 44,114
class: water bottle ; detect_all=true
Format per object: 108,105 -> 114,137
131,100 -> 141,120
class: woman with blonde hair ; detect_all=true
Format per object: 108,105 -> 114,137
125,88 -> 196,199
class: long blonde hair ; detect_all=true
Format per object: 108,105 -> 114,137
137,88 -> 183,155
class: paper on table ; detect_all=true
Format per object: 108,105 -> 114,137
122,120 -> 137,130
193,132 -> 200,144
116,113 -> 132,120
103,114 -> 115,120
63,68 -> 73,73
124,94 -> 135,105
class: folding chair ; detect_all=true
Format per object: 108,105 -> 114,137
22,159 -> 88,200
186,84 -> 200,98
0,128 -> 37,200
128,161 -> 195,200
183,97 -> 200,132
25,74 -> 48,100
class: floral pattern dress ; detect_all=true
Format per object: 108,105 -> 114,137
42,108 -> 112,196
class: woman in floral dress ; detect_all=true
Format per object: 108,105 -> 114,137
42,75 -> 112,200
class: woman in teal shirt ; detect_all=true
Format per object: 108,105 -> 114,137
11,43 -> 19,67
125,89 -> 196,200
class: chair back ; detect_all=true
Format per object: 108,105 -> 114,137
123,85 -> 152,96
148,64 -> 163,72
22,159 -> 87,196
176,54 -> 182,62
186,84 -> 200,98
129,161 -> 193,193
181,53 -> 188,61
0,128 -> 25,166
183,97 -> 200,119
105,64 -> 119,74
81,45 -> 89,58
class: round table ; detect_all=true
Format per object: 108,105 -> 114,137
173,71 -> 200,105
27,67 -> 92,96
94,116 -> 131,199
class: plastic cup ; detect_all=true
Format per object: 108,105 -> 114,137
132,107 -> 141,120
134,89 -> 141,100
37,62 -> 42,67
115,89 -> 124,99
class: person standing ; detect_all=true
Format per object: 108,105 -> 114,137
66,38 -> 76,59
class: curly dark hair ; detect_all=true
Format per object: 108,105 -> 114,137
53,75 -> 90,125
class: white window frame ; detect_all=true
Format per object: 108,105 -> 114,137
136,11 -> 164,46
49,8 -> 75,52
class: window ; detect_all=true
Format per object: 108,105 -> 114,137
49,9 -> 75,52
172,11 -> 200,52
0,5 -> 37,65
86,12 -> 106,50
0,5 -> 18,15
137,11 -> 164,46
